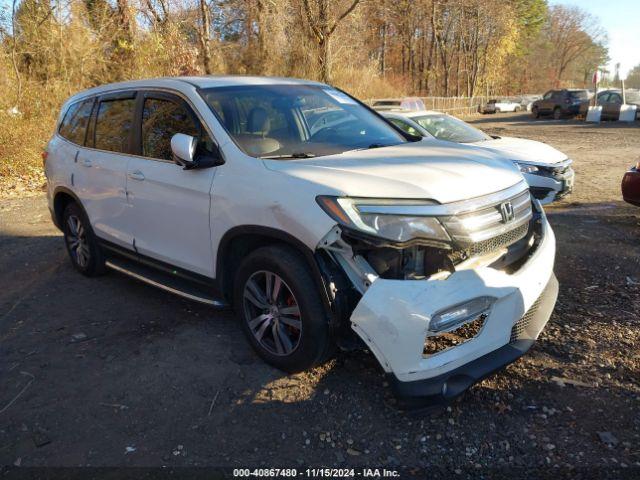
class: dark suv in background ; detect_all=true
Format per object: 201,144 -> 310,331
531,89 -> 590,119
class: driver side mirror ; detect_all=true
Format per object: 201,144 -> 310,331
171,133 -> 224,170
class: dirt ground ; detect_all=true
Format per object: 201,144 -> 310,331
0,113 -> 639,474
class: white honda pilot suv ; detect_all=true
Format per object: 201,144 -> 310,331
45,76 -> 558,408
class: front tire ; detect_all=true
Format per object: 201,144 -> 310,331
532,107 -> 540,119
553,107 -> 562,120
233,245 -> 332,373
62,202 -> 106,276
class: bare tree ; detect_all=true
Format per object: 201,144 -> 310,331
300,0 -> 360,82
547,5 -> 606,85
10,0 -> 22,107
197,0 -> 213,74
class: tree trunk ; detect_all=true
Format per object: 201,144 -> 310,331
198,0 -> 212,74
319,36 -> 331,83
380,22 -> 386,76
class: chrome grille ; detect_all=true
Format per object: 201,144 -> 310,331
440,189 -> 533,247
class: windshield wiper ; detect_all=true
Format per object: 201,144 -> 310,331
261,152 -> 316,159
347,143 -> 393,153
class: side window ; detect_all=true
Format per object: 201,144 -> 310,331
390,118 -> 419,136
94,98 -> 136,153
610,93 -> 622,104
59,99 -> 94,145
141,98 -> 210,161
542,91 -> 553,100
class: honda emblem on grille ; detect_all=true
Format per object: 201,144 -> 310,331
499,201 -> 515,223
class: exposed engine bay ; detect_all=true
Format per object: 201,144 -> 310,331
316,201 -> 546,346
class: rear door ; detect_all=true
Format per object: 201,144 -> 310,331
603,92 -> 622,120
123,91 -> 218,277
54,98 -> 95,191
76,91 -> 136,248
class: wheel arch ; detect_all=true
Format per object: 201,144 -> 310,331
216,225 -> 334,314
52,186 -> 86,231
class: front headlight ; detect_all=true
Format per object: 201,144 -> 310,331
515,162 -> 539,174
316,196 -> 450,243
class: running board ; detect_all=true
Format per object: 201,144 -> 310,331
105,258 -> 228,308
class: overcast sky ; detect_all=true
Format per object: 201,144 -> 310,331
549,0 -> 639,78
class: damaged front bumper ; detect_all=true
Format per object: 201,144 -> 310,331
526,162 -> 575,205
347,211 -> 557,407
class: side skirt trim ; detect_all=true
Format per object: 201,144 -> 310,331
105,260 -> 227,307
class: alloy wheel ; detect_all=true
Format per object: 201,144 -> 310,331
66,215 -> 90,268
242,270 -> 302,356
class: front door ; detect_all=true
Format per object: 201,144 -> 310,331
538,91 -> 554,113
123,91 -> 218,278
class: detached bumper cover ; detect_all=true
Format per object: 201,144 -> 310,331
389,274 -> 558,407
350,212 -> 557,406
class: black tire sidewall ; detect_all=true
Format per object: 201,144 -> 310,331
62,203 -> 105,276
553,108 -> 561,120
233,245 -> 331,373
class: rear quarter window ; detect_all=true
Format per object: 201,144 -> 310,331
59,99 -> 94,145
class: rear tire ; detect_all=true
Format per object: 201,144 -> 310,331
233,245 -> 333,373
553,107 -> 562,120
532,107 -> 540,119
62,202 -> 106,277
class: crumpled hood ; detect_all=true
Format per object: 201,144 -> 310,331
472,136 -> 568,165
263,140 -> 524,203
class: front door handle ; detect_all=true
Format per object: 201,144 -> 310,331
81,158 -> 92,167
128,170 -> 145,181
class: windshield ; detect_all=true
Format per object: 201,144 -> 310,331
200,85 -> 406,158
411,114 -> 490,143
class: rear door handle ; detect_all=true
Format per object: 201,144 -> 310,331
81,158 -> 92,167
128,170 -> 145,181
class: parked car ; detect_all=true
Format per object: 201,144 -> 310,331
478,98 -> 522,114
370,97 -> 426,111
478,99 -> 497,114
622,160 -> 640,206
518,95 -> 541,112
579,90 -> 640,120
380,109 -> 575,204
531,89 -> 590,119
45,77 -> 558,407
494,98 -> 523,112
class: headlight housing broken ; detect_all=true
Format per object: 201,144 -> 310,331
317,196 -> 451,243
